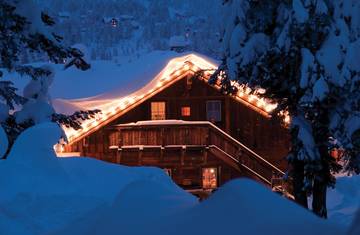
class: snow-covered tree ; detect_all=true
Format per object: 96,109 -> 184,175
0,0 -> 96,158
215,0 -> 360,218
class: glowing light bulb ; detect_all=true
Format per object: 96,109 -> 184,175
256,100 -> 264,107
265,105 -> 274,113
284,115 -> 291,123
156,82 -> 163,88
248,95 -> 255,102
174,70 -> 181,76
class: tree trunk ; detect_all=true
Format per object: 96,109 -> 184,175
311,104 -> 331,218
292,159 -> 308,208
312,178 -> 327,218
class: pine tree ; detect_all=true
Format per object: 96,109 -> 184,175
0,0 -> 96,158
216,0 -> 360,218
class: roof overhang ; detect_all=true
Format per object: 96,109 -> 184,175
64,54 -> 280,144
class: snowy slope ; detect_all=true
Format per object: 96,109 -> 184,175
0,122 -> 196,235
54,179 -> 345,235
0,121 -> 350,235
327,175 -> 360,227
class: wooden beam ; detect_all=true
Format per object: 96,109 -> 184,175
181,147 -> 185,166
203,148 -> 208,164
116,149 -> 122,164
224,97 -> 231,134
138,149 -> 143,166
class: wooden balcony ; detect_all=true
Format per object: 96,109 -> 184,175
108,120 -> 292,195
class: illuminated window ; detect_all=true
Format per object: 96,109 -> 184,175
206,100 -> 221,122
181,106 -> 191,117
151,102 -> 166,120
202,167 -> 218,189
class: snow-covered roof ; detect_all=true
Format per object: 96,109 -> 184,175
55,52 -> 278,144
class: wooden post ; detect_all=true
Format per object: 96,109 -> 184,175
160,147 -> 164,162
116,149 -> 122,164
161,127 -> 165,146
224,97 -> 231,134
181,147 -> 185,166
138,148 -> 143,166
203,148 -> 208,164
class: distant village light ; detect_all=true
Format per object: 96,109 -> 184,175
111,18 -> 118,27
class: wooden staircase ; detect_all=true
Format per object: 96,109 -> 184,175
112,120 -> 292,196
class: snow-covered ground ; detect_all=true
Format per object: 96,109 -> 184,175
328,175 -> 360,227
0,122 -> 357,235
0,123 -> 197,235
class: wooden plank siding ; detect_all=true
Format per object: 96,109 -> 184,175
65,74 -> 290,190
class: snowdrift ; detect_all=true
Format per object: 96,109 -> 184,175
0,122 -> 349,235
54,179 -> 346,235
327,175 -> 360,227
158,179 -> 345,235
0,123 -> 196,235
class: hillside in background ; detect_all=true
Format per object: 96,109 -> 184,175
25,0 -> 222,64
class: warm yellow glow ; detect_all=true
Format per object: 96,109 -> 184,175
156,82 -> 163,88
192,65 -> 199,72
128,97 -> 135,104
62,53 -> 285,143
265,104 -> 277,113
54,143 -> 64,153
174,70 -> 181,77
183,64 -> 190,70
256,100 -> 264,107
284,115 -> 291,124
248,95 -> 256,102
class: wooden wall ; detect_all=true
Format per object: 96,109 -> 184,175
66,75 -> 290,174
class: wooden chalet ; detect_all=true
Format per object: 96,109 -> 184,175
58,54 -> 291,196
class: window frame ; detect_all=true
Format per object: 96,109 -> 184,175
181,106 -> 191,117
150,101 -> 166,120
206,100 -> 222,122
202,167 -> 218,189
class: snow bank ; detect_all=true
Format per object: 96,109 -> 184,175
0,122 -> 195,235
149,179 -> 345,235
53,179 -> 197,235
54,179 -> 345,235
349,209 -> 360,235
327,175 -> 360,227
0,121 -> 352,235
1,123 -> 71,199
